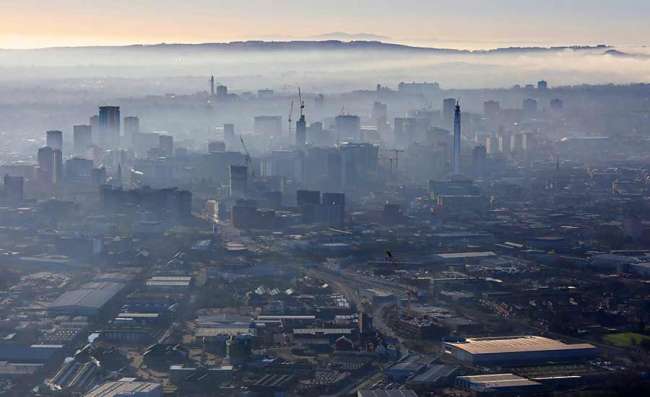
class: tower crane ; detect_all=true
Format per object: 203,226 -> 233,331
240,136 -> 255,177
288,100 -> 294,137
298,88 -> 304,117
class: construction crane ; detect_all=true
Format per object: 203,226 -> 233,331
240,136 -> 254,177
298,88 -> 304,117
288,100 -> 294,137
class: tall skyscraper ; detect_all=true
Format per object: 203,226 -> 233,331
46,130 -> 63,151
452,101 -> 462,175
335,115 -> 361,142
38,146 -> 62,186
222,123 -> 235,150
38,146 -> 54,185
123,116 -> 140,147
73,125 -> 92,156
472,145 -> 487,178
229,165 -> 248,199
53,149 -> 63,185
443,98 -> 456,126
210,75 -> 215,96
372,101 -> 388,131
295,114 -> 306,147
98,106 -> 121,148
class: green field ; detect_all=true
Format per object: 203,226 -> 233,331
603,332 -> 650,347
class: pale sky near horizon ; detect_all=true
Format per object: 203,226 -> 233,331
0,0 -> 648,49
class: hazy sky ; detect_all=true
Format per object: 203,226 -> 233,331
1,0 -> 649,49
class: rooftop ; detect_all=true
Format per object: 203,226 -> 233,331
49,282 -> 125,311
458,373 -> 541,389
84,380 -> 161,397
357,390 -> 418,397
445,336 -> 596,355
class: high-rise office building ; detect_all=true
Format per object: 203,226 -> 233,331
335,115 -> 361,142
223,123 -> 235,149
98,106 -> 121,148
65,157 -> 94,182
3,175 -> 24,203
53,149 -> 63,185
472,145 -> 487,178
297,189 -> 320,223
452,102 -> 462,175
38,146 -> 62,186
443,98 -> 456,126
229,165 -> 248,199
46,130 -> 63,151
123,116 -> 140,146
322,192 -> 345,227
372,101 -> 388,131
73,125 -> 92,156
216,85 -> 228,98
38,146 -> 54,185
307,122 -> 324,146
89,115 -> 99,135
295,114 -> 307,147
537,80 -> 548,90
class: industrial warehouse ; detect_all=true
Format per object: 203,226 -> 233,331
443,336 -> 598,365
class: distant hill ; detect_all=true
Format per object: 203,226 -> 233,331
308,32 -> 391,41
3,40 -> 611,55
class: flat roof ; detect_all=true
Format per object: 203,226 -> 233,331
358,390 -> 418,397
458,373 -> 541,389
293,328 -> 353,335
145,280 -> 190,287
49,282 -> 125,311
196,326 -> 255,337
148,276 -> 192,282
257,315 -> 316,320
117,312 -> 160,318
85,380 -> 161,397
437,251 -> 496,259
445,336 -> 596,355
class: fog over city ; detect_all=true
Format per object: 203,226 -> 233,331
1,2 -> 650,397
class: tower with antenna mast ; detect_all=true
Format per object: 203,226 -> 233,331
210,75 -> 215,97
296,88 -> 307,147
287,100 -> 294,140
452,100 -> 462,175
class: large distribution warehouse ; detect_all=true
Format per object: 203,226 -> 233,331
443,336 -> 598,365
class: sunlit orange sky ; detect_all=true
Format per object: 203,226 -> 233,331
1,0 -> 648,49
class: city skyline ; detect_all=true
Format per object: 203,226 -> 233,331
1,0 -> 650,49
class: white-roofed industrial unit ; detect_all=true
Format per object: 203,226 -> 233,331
84,379 -> 161,397
145,276 -> 192,289
456,373 -> 543,394
444,336 -> 598,365
357,390 -> 418,397
48,282 -> 125,316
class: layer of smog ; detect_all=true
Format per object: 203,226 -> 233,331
1,25 -> 650,397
